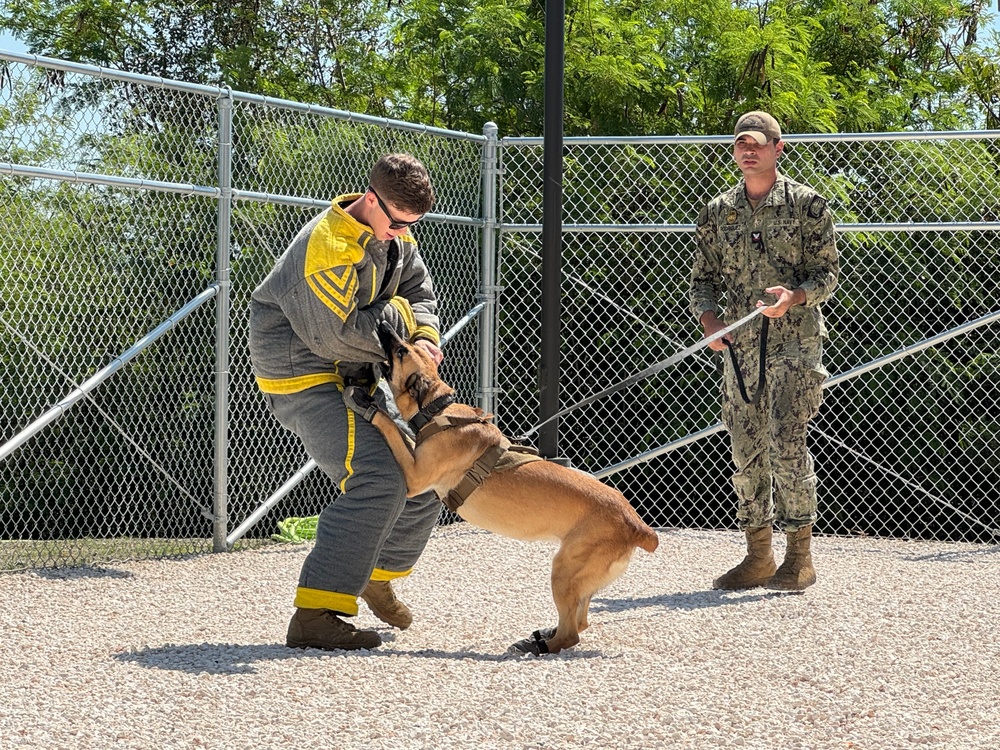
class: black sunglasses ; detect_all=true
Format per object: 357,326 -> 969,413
369,186 -> 422,230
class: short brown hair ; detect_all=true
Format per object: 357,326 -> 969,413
369,154 -> 435,215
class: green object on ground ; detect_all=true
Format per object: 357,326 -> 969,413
272,516 -> 319,543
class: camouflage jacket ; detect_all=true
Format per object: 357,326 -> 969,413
249,194 -> 440,395
689,172 -> 839,347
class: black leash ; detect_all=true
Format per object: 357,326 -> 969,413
724,316 -> 769,405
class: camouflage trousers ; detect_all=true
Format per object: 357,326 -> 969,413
721,337 -> 827,532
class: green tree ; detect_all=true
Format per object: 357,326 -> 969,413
1,0 -> 397,113
4,0 -> 999,134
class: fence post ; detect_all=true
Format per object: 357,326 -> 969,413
479,122 -> 500,415
213,89 -> 234,552
539,0 -> 565,460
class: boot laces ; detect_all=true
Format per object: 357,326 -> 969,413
320,610 -> 358,633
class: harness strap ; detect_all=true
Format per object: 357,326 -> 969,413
530,630 -> 551,654
408,393 -> 456,432
415,413 -> 493,447
443,437 -> 511,513
724,316 -> 770,405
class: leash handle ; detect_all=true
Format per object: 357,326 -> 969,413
724,316 -> 769,405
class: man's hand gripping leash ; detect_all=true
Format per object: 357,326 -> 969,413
520,306 -> 767,440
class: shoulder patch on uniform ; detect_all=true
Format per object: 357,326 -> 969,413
305,211 -> 365,275
307,267 -> 358,322
807,195 -> 828,219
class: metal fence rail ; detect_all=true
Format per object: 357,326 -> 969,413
3,49 -> 999,570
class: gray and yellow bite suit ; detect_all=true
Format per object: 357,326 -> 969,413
249,194 -> 441,616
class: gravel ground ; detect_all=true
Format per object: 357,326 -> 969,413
1,525 -> 998,750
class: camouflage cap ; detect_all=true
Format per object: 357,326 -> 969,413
734,111 -> 782,145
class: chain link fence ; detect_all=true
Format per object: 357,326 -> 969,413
3,50 -> 999,571
497,134 -> 1000,543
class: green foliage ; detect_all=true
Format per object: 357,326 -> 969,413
271,516 -> 318,544
1,0 -> 398,111
4,0 -> 999,134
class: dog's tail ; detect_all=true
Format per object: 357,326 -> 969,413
618,492 -> 659,553
635,525 -> 659,553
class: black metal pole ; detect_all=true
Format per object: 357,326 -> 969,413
539,0 -> 565,460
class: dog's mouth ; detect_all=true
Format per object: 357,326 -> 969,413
376,321 -> 406,374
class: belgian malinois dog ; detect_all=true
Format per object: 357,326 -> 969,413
347,322 -> 659,655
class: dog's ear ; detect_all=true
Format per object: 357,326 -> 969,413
404,372 -> 430,403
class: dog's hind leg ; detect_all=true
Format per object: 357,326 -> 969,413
544,542 -> 612,653
545,543 -> 637,653
545,556 -> 584,655
576,595 -> 592,633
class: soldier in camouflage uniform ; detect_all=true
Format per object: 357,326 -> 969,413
689,111 -> 839,591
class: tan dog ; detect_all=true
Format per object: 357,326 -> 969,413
345,322 -> 659,655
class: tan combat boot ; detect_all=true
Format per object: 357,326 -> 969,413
766,525 -> 817,590
713,526 -> 777,590
286,608 -> 382,651
361,579 -> 413,629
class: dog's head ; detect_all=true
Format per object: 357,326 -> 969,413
376,321 -> 442,414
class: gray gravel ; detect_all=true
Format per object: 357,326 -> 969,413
1,525 -> 998,750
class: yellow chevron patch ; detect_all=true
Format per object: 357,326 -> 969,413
314,266 -> 357,306
307,271 -> 358,321
304,209 -> 365,321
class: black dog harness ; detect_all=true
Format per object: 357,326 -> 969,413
407,393 -> 457,432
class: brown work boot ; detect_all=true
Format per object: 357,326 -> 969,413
361,579 -> 413,629
286,608 -> 382,651
713,526 -> 777,590
766,525 -> 817,591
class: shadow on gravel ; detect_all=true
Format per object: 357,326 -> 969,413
113,640 -> 606,674
901,545 -> 1000,563
820,540 -> 1000,563
35,566 -> 135,580
114,643 -> 297,674
592,588 -> 801,614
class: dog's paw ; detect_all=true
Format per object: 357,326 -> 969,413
342,385 -> 379,422
507,628 -> 556,656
